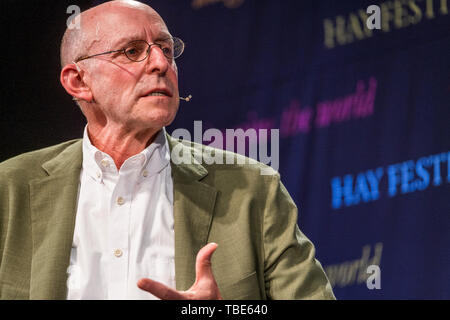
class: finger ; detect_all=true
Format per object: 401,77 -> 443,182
195,242 -> 218,280
137,278 -> 185,300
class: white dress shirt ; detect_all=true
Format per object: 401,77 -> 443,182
66,127 -> 175,300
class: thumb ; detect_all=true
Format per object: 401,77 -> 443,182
195,242 -> 218,281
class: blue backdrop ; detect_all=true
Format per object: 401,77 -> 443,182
101,0 -> 449,299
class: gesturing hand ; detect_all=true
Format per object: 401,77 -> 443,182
137,242 -> 223,300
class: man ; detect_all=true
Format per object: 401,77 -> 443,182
0,0 -> 335,300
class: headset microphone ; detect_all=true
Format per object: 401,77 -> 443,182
179,94 -> 192,102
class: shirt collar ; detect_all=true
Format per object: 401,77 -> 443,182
82,126 -> 170,181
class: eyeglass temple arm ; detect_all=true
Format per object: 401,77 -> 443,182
75,49 -> 125,62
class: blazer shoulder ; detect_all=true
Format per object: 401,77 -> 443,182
0,139 -> 82,180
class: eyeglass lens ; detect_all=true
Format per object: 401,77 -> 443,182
124,38 -> 184,61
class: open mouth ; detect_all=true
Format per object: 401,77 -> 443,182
143,88 -> 173,98
146,91 -> 169,97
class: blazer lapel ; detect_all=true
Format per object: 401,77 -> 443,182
167,135 -> 218,291
29,141 -> 82,299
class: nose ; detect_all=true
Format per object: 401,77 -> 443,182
144,45 -> 169,75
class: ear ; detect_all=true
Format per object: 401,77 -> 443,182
60,63 -> 93,102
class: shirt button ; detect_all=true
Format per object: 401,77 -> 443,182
101,159 -> 110,168
114,249 -> 123,257
117,197 -> 125,205
143,170 -> 148,177
96,172 -> 101,178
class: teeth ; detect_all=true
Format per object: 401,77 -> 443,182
147,92 -> 167,96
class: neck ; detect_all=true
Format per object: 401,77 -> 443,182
87,123 -> 161,170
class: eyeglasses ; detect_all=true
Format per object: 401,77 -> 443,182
75,37 -> 185,63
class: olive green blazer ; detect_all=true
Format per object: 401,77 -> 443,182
0,135 -> 335,300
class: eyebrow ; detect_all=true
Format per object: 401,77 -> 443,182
110,33 -> 172,49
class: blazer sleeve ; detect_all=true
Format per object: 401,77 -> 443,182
262,174 -> 335,300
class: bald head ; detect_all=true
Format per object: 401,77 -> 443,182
60,0 -> 165,68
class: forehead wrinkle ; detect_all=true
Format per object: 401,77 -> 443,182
107,20 -> 171,51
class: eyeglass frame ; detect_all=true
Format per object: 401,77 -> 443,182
74,37 -> 185,63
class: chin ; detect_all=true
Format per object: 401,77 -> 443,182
132,98 -> 176,124
143,107 -> 178,129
